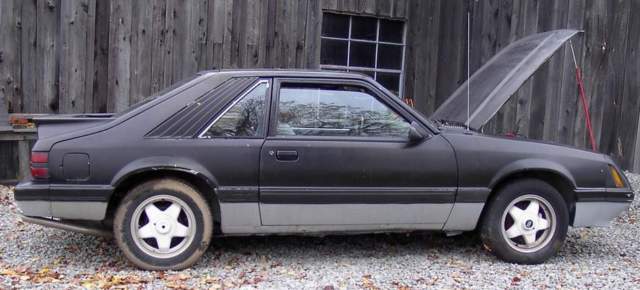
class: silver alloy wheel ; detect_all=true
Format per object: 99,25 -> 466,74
130,195 -> 196,259
500,194 -> 556,253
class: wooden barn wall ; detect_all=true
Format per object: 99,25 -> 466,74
1,0 -> 639,172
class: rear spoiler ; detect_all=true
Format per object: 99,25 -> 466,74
32,113 -> 115,125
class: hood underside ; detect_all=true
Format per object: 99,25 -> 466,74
431,29 -> 580,129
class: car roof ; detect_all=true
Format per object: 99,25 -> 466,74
199,69 -> 372,80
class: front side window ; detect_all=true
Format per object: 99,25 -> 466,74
202,82 -> 268,138
320,13 -> 405,96
277,83 -> 410,138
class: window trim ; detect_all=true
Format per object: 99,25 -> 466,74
268,77 -> 424,142
320,13 -> 407,98
197,79 -> 271,139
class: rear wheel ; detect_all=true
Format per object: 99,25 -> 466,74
114,179 -> 212,270
480,179 -> 569,264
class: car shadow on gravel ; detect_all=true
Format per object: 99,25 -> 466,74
27,229 -> 492,270
196,232 -> 492,268
14,225 -> 622,271
210,231 -> 481,255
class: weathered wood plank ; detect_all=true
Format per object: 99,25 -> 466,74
171,0 -> 189,79
194,0 -> 209,71
600,0 -> 631,162
107,0 -> 132,112
150,0 -> 167,93
207,0 -> 226,69
229,0 -> 244,68
93,0 -> 110,113
58,0 -> 76,113
20,0 -> 37,113
36,0 -> 59,113
434,0 -> 468,107
358,0 -> 375,15
304,0 -> 321,69
321,0 -> 338,11
375,0 -> 392,17
294,0 -> 308,68
256,0 -> 270,68
221,0 -> 234,68
407,0 -> 440,114
281,1 -> 295,68
59,0 -> 96,113
129,0 -> 153,104
84,0 -> 97,113
263,0 -> 277,68
337,0 -> 358,13
468,0 -> 484,73
272,0 -> 287,68
402,0 -> 418,106
0,0 -> 22,113
183,0 -> 206,72
17,139 -> 30,180
244,0 -> 261,68
392,0 -> 408,19
626,0 -> 640,171
162,0 -> 175,86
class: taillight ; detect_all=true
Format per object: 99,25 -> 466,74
30,152 -> 49,179
31,152 -> 48,163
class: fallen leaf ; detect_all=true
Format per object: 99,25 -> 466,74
361,274 -> 380,290
511,276 -> 522,285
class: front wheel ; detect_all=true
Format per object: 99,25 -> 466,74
480,179 -> 569,264
113,179 -> 213,270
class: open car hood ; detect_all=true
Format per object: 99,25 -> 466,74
431,29 -> 580,129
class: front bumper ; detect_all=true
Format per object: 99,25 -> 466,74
572,187 -> 634,227
14,181 -> 112,221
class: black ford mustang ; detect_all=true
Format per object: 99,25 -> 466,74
15,30 -> 634,270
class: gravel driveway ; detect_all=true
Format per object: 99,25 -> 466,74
1,173 -> 639,289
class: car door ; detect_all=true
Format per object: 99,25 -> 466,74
259,78 -> 457,228
195,79 -> 272,233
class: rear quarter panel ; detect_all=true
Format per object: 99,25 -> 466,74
45,74 -> 229,189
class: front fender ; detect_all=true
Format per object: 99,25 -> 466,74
489,158 -> 577,189
111,156 -> 218,189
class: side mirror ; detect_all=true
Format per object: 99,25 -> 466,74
408,122 -> 426,143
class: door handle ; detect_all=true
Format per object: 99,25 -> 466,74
276,150 -> 298,161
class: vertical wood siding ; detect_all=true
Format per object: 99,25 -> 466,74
0,0 -> 639,173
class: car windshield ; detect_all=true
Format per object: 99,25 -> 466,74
114,75 -> 199,117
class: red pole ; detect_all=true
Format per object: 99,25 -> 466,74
575,67 -> 597,152
569,40 -> 597,152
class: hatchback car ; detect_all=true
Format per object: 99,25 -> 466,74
15,30 -> 633,269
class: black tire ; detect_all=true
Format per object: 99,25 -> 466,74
480,178 -> 569,264
113,178 -> 213,270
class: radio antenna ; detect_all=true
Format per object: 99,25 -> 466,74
466,11 -> 471,132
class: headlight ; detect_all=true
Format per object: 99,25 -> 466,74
609,165 -> 626,188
